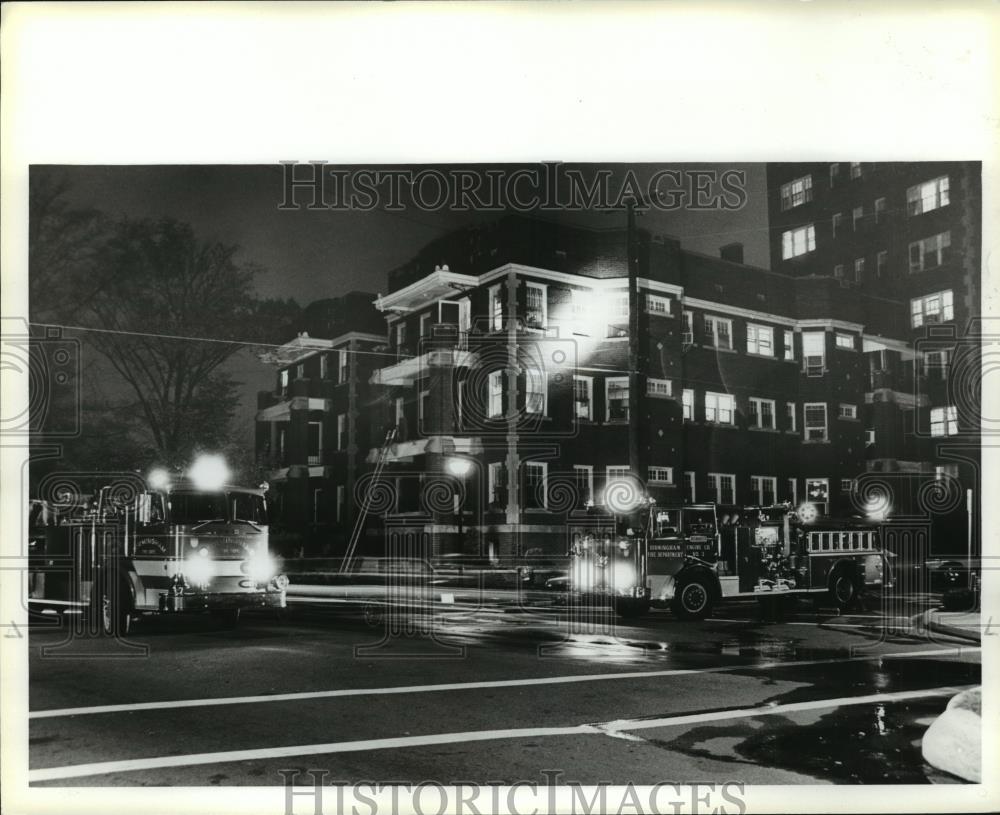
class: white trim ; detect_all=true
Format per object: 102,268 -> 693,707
374,270 -> 478,313
682,297 -> 796,328
605,376 -> 630,422
707,472 -> 736,504
524,280 -> 548,329
336,413 -> 347,450
573,374 -> 594,421
684,471 -> 696,502
795,318 -> 865,333
862,334 -> 913,356
572,464 -> 594,503
750,475 -> 777,505
524,460 -> 549,510
648,466 -> 674,485
749,396 -> 776,429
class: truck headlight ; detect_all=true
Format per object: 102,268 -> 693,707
246,552 -> 277,583
184,551 -> 215,587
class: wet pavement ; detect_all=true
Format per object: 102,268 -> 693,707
23,591 -> 981,786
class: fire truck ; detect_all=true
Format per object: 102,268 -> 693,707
27,457 -> 288,634
568,501 -> 894,619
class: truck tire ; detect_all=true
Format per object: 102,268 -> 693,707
614,597 -> 650,619
829,567 -> 859,611
671,574 -> 715,620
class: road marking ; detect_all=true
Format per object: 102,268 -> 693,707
29,646 -> 979,720
28,684 -> 974,783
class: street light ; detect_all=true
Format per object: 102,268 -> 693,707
446,457 -> 472,549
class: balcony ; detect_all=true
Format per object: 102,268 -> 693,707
371,346 -> 477,387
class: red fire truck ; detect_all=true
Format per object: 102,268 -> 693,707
568,502 -> 894,619
28,459 -> 288,634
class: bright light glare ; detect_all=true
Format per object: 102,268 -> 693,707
147,468 -> 171,490
571,559 -> 593,590
604,477 -> 643,514
865,494 -> 891,520
612,562 -> 636,591
247,552 -> 277,583
184,553 -> 215,586
446,457 -> 472,477
189,454 -> 230,491
796,502 -> 819,524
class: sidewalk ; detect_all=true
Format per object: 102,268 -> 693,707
913,608 -> 982,643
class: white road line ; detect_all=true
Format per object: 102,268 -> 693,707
29,646 -> 979,720
28,684 -> 974,783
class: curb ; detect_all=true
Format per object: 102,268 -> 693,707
913,609 -> 981,644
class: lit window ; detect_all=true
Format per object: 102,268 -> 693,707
394,397 -> 404,427
850,162 -> 862,179
751,476 -> 777,506
606,466 -> 631,482
607,292 -> 630,338
418,390 -> 429,423
320,355 -> 329,379
647,378 -> 672,398
488,370 -> 503,418
874,197 -> 887,223
649,466 -> 673,484
911,290 -> 954,327
839,403 -> 857,420
395,322 -> 407,348
865,429 -> 876,446
803,331 -> 826,375
786,402 -> 797,432
935,464 -> 959,481
749,397 -> 776,429
804,403 -> 828,441
525,282 -> 547,329
781,225 -> 816,259
909,232 -> 951,272
783,331 -> 794,361
854,258 -> 865,281
644,294 -> 671,316
746,323 -> 774,356
780,175 -> 813,210
705,391 -> 735,425
573,375 -> 593,420
488,461 -> 507,507
573,465 -> 594,505
681,311 -> 694,344
279,369 -> 289,395
703,315 -> 733,350
829,163 -> 841,185
682,389 -> 694,421
835,333 -> 855,350
907,175 -> 949,215
930,405 -> 958,437
488,285 -> 503,332
708,473 -> 736,504
338,349 -> 348,383
525,368 -> 546,414
806,478 -> 829,513
606,377 -> 630,421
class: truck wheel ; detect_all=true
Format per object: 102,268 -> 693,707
671,575 -> 714,620
829,568 -> 859,611
100,584 -> 133,637
615,598 -> 650,619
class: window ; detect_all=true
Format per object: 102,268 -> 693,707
935,464 -> 959,481
703,315 -> 733,349
923,349 -> 950,381
874,197 -> 887,223
571,288 -> 592,326
645,294 -> 671,316
307,422 -> 323,465
336,485 -> 345,523
835,332 -> 855,350
829,163 -> 841,186
781,224 -> 816,259
780,175 -> 813,210
682,389 -> 694,421
840,478 -> 854,493
681,311 -> 694,344
907,175 -> 949,215
805,478 -> 829,513
930,405 -> 958,437
420,312 -> 432,338
708,473 -> 736,504
573,375 -> 593,420
524,461 -> 548,509
850,162 -> 862,179
296,363 -> 305,380
909,231 -> 951,272
647,378 -> 672,398
488,370 -> 503,418
279,369 -> 289,396
865,429 -> 876,446
338,349 -> 349,383
787,478 -> 798,506
525,368 -> 546,415
394,397 -> 405,428
834,264 -> 844,279
852,205 -> 864,230
911,290 -> 954,327
746,323 -> 774,356
839,403 -> 858,420
337,414 -> 347,450
607,292 -> 630,338
525,282 -> 547,328
751,476 -> 777,506
802,331 -> 826,375
854,258 -> 865,281
786,401 -> 797,432
877,250 -> 888,278
684,472 -> 696,503
313,488 -> 323,524
606,466 -> 631,482
488,285 -> 503,332
832,212 -> 844,238
705,391 -> 735,425
783,331 -> 794,361
804,403 -> 828,441
606,377 -> 629,421
319,355 -> 329,379
649,466 -> 673,485
749,397 -> 776,429
395,321 -> 407,348
488,461 -> 507,507
418,390 -> 430,423
573,465 -> 594,505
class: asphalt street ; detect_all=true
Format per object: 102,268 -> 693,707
27,590 -> 981,787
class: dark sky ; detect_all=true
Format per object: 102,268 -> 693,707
38,163 -> 771,451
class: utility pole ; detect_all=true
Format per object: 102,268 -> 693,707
505,269 -> 521,527
626,200 -> 642,483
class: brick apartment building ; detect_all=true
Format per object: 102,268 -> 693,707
766,162 -> 981,549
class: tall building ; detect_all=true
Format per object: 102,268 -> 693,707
255,292 -> 389,553
766,162 -> 981,553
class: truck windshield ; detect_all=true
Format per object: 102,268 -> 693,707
167,492 -> 228,524
230,492 -> 269,525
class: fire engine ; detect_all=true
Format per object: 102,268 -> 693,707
568,501 -> 894,619
27,456 -> 288,634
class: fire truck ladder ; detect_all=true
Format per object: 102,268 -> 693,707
339,426 -> 398,575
